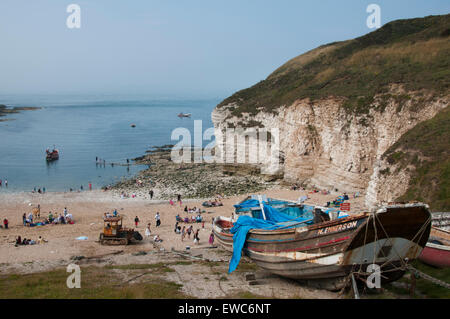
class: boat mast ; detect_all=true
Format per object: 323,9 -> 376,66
258,195 -> 267,220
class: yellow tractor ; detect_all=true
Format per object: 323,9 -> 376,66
99,216 -> 143,245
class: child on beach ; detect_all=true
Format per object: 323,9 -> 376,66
209,232 -> 215,246
134,216 -> 140,227
145,224 -> 151,239
193,229 -> 200,245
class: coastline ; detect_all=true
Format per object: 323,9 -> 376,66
0,105 -> 41,121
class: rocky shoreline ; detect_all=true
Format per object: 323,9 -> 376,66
0,105 -> 41,121
111,145 -> 280,200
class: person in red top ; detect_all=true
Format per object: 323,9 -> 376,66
3,218 -> 8,229
134,216 -> 140,227
89,183 -> 92,191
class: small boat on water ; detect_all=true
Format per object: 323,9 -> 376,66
213,196 -> 431,290
419,227 -> 450,268
46,147 -> 59,161
177,113 -> 191,118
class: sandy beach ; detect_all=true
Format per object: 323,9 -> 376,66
0,187 -> 368,298
0,187 -> 366,265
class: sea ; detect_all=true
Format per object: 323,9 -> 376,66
0,94 -> 219,192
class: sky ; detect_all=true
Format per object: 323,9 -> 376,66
0,0 -> 448,99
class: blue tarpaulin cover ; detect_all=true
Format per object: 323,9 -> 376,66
228,204 -> 310,273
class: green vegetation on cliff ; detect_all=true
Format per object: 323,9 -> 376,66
218,14 -> 449,117
383,107 -> 449,211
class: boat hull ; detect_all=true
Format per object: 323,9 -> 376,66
418,227 -> 450,268
213,203 -> 431,290
419,244 -> 450,268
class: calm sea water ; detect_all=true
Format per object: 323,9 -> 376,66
0,95 -> 219,192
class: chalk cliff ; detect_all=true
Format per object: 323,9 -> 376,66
212,15 -> 449,210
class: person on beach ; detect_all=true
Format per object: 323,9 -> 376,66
43,187 -> 46,193
155,212 -> 161,227
4,180 -> 7,187
187,225 -> 193,239
0,179 -> 2,186
89,183 -> 92,191
22,213 -> 26,226
149,190 -> 154,199
3,218 -> 8,229
134,216 -> 140,227
181,226 -> 186,242
209,232 -> 214,246
145,224 -> 151,239
193,229 -> 200,245
177,194 -> 182,206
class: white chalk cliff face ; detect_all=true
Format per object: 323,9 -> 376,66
212,88 -> 448,209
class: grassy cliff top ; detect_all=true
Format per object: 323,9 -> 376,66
218,14 -> 450,117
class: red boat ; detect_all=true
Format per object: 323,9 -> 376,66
46,148 -> 59,161
419,227 -> 450,268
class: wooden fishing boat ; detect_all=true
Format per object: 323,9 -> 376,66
419,227 -> 450,268
46,148 -> 59,161
213,202 -> 431,290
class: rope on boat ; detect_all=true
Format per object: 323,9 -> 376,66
406,265 -> 450,290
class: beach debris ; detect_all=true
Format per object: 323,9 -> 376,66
132,251 -> 147,256
245,273 -> 256,281
71,255 -> 85,261
76,236 -> 88,241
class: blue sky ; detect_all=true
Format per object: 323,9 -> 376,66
0,0 -> 448,99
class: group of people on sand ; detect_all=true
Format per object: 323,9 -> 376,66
184,206 -> 201,214
32,187 -> 46,194
176,213 -> 203,224
23,206 -> 74,227
178,225 -> 201,244
15,235 -> 47,246
0,179 -> 8,187
202,199 -> 223,207
120,191 -> 137,199
134,213 -> 163,243
104,209 -> 119,219
169,194 -> 183,207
